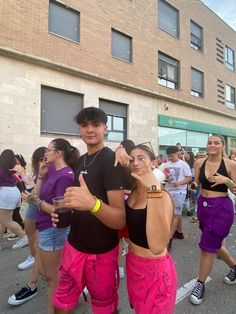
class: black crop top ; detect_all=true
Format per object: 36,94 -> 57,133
199,158 -> 229,192
125,202 -> 149,249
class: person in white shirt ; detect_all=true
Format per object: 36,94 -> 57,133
164,146 -> 192,242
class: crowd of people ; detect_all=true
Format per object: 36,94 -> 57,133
0,106 -> 236,314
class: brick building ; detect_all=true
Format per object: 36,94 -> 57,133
0,0 -> 236,160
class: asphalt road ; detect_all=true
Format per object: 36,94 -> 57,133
1,214 -> 236,314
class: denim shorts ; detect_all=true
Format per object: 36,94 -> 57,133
0,186 -> 21,210
39,227 -> 70,252
25,203 -> 37,220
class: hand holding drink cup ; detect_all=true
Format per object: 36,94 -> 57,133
52,196 -> 72,228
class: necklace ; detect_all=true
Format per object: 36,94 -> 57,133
82,148 -> 104,174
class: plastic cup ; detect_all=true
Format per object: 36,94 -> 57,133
52,196 -> 71,228
23,175 -> 34,192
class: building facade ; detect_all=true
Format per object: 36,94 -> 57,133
0,0 -> 236,161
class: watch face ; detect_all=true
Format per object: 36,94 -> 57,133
148,184 -> 161,191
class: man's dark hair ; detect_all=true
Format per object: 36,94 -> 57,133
75,107 -> 107,125
166,146 -> 178,155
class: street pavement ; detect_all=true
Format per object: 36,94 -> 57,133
1,214 -> 236,314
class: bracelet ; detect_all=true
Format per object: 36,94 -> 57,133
226,179 -> 235,189
90,198 -> 102,214
147,196 -> 163,199
146,185 -> 162,192
147,190 -> 163,194
147,192 -> 163,198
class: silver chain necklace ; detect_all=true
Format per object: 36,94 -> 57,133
82,148 -> 104,174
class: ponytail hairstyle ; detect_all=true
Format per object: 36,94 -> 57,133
0,149 -> 17,175
31,147 -> 47,176
51,138 -> 80,170
209,134 -> 228,158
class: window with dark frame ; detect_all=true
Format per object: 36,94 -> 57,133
226,84 -> 235,109
48,0 -> 80,42
191,67 -> 204,98
99,99 -> 127,141
158,52 -> 179,89
190,20 -> 203,51
111,28 -> 132,63
158,0 -> 179,38
41,86 -> 83,136
225,46 -> 235,71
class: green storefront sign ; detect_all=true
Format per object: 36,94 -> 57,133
159,115 -> 236,137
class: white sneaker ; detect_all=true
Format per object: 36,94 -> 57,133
12,236 -> 28,250
18,255 -> 35,271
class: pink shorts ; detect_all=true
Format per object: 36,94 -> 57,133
126,252 -> 177,314
53,241 -> 119,314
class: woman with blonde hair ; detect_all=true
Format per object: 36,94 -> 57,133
190,134 -> 236,305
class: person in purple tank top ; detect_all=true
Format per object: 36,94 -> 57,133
23,139 -> 80,314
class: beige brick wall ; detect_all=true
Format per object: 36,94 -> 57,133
0,0 -> 235,116
1,54 -> 236,166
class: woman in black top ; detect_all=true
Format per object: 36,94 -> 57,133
125,144 -> 176,314
190,135 -> 236,305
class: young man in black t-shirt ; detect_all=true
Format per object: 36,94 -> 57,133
53,107 -> 125,314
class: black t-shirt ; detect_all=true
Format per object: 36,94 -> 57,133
68,147 -> 125,254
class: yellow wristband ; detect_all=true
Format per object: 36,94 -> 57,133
90,198 -> 102,214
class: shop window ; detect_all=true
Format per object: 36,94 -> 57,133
112,29 -> 132,63
158,0 -> 179,38
190,20 -> 203,51
191,67 -> 204,98
41,86 -> 83,135
225,46 -> 235,71
99,99 -> 127,141
158,52 -> 179,89
49,0 -> 80,42
226,84 -> 235,109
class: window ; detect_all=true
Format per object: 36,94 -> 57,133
158,0 -> 179,38
41,86 -> 83,135
226,85 -> 235,109
99,99 -> 127,141
111,29 -> 132,63
158,52 -> 179,89
225,46 -> 235,71
190,20 -> 203,51
49,0 -> 80,42
191,68 -> 204,97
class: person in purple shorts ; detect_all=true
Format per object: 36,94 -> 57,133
190,135 -> 236,305
22,139 -> 79,314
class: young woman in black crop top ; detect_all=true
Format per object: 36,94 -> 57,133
190,135 -> 236,305
121,144 -> 177,314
